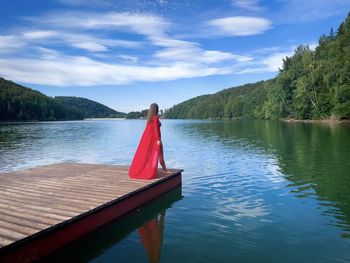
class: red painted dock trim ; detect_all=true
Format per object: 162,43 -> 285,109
0,170 -> 182,262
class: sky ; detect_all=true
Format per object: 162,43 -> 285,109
0,1 -> 349,112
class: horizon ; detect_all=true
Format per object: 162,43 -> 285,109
1,1 -> 349,112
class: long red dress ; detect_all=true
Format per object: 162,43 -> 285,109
129,115 -> 161,179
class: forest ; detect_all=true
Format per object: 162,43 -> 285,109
126,110 -> 149,119
54,96 -> 126,119
0,78 -> 83,121
165,13 -> 350,120
0,78 -> 125,121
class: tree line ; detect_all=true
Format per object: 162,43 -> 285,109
126,109 -> 164,119
0,78 -> 83,121
54,96 -> 126,119
165,13 -> 350,120
0,78 -> 126,121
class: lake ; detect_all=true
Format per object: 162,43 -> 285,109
0,119 -> 350,263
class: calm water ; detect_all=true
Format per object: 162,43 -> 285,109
1,119 -> 350,263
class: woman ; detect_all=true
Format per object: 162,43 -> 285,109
129,103 -> 167,179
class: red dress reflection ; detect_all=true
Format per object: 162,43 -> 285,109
129,116 -> 161,179
138,212 -> 165,263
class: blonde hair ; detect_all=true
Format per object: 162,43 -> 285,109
147,103 -> 159,123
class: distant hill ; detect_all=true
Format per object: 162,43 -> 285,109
126,109 -> 166,119
0,78 -> 83,121
54,96 -> 126,119
126,109 -> 148,119
164,81 -> 266,119
165,13 -> 350,120
0,78 -> 126,121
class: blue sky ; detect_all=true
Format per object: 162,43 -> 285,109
1,0 -> 349,112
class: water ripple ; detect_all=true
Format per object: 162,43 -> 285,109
2,119 -> 350,263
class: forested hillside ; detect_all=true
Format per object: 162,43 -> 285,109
165,13 -> 350,120
0,78 -> 83,121
126,109 -> 165,119
54,96 -> 126,118
0,78 -> 126,121
126,109 -> 148,119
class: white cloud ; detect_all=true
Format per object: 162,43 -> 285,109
30,11 -> 169,38
36,47 -> 61,59
236,47 -> 295,74
0,11 -> 259,86
0,10 -> 283,86
71,42 -> 108,52
23,30 -> 58,39
117,55 -> 139,63
309,43 -> 318,51
231,0 -> 264,11
151,36 -> 196,48
154,46 -> 252,64
21,30 -> 141,51
0,35 -> 25,53
260,42 -> 318,72
208,16 -> 272,36
262,51 -> 291,71
0,55 -> 229,86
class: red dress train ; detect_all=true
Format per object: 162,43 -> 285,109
129,116 -> 161,179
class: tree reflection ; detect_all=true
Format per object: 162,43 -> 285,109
184,120 -> 350,235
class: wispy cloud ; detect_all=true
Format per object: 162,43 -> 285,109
237,42 -> 318,74
22,29 -> 141,51
23,30 -> 58,39
154,46 -> 252,64
28,11 -> 170,37
0,55 -> 229,86
275,0 -> 350,23
57,0 -> 103,6
117,55 -> 139,63
230,0 -> 264,12
0,11 -> 257,86
207,16 -> 272,36
0,35 -> 25,53
1,6 -> 322,87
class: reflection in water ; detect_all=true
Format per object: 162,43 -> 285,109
186,120 -> 350,236
138,212 -> 165,263
2,120 -> 350,262
41,187 -> 183,263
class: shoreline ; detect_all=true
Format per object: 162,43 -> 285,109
281,118 -> 350,124
0,118 -> 127,123
84,118 -> 126,121
1,118 -> 350,124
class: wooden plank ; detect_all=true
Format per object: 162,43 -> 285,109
2,185 -> 121,202
0,198 -> 80,218
0,205 -> 69,223
1,175 -> 148,189
0,191 -> 98,211
0,195 -> 92,214
0,220 -> 38,236
0,189 -> 108,208
0,227 -> 27,241
0,163 -> 182,262
0,212 -> 51,230
0,237 -> 13,248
